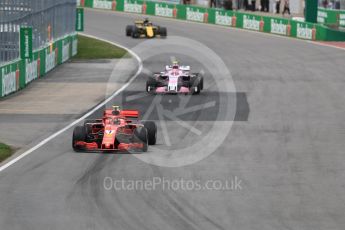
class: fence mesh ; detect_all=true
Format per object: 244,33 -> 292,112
319,0 -> 345,9
0,0 -> 76,65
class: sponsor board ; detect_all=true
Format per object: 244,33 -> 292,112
243,15 -> 263,31
155,4 -> 174,18
296,23 -> 315,40
317,10 -> 327,23
76,8 -> 84,31
270,19 -> 288,35
0,34 -> 76,98
340,14 -> 345,27
45,49 -> 56,73
62,42 -> 70,63
1,67 -> 17,97
186,7 -> 205,22
93,0 -> 112,9
72,38 -> 78,56
20,27 -> 33,59
25,59 -> 38,84
317,9 -> 345,28
124,0 -> 142,14
215,11 -> 233,26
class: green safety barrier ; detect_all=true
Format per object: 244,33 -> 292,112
78,0 -> 345,42
318,7 -> 345,28
0,33 -> 78,98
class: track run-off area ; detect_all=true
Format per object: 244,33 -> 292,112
1,8 -> 345,230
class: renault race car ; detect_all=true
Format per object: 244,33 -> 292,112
146,61 -> 204,94
72,106 -> 157,152
126,18 -> 167,38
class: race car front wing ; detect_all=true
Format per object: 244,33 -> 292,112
74,141 -> 144,152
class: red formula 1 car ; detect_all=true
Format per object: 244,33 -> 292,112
72,106 -> 157,152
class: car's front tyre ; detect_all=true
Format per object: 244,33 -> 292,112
159,27 -> 167,37
143,121 -> 157,145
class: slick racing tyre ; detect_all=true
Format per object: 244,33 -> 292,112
190,76 -> 202,95
192,73 -> 203,90
159,27 -> 167,37
200,76 -> 204,90
72,126 -> 86,152
131,26 -> 140,38
143,121 -> 157,145
133,127 -> 148,152
146,77 -> 157,93
126,25 -> 133,36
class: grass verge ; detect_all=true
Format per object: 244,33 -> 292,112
0,143 -> 13,163
73,34 -> 127,59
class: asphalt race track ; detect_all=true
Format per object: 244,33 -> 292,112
1,8 -> 345,230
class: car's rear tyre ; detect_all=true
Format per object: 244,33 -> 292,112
192,73 -> 203,90
190,76 -> 202,95
133,127 -> 148,152
143,121 -> 157,145
126,25 -> 133,36
159,27 -> 167,37
200,76 -> 204,90
73,126 -> 85,152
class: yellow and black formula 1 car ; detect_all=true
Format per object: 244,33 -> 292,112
126,19 -> 167,38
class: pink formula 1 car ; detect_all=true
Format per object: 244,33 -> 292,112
146,61 -> 204,94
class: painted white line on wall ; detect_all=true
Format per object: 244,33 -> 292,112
0,34 -> 142,172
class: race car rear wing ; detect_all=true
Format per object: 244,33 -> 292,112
103,109 -> 139,118
165,65 -> 190,71
120,110 -> 139,118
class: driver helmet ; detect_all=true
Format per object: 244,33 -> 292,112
112,105 -> 120,115
172,61 -> 179,69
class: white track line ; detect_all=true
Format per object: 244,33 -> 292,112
0,34 -> 142,172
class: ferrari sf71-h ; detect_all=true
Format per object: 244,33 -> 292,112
72,107 -> 157,152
